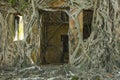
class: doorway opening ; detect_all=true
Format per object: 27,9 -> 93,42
40,10 -> 69,64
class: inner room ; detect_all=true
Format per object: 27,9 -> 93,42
40,9 -> 69,64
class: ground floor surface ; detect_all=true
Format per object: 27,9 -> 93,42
0,65 -> 120,80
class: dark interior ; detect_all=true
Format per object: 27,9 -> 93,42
40,10 -> 69,64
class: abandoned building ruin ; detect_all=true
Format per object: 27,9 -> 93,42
0,1 -> 120,79
0,0 -> 94,67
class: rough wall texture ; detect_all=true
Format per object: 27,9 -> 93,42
0,1 -> 41,67
0,0 -> 70,67
0,0 -> 120,74
69,0 -> 120,73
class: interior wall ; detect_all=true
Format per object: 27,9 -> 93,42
41,23 -> 69,64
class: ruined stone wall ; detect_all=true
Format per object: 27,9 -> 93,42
0,0 -> 119,73
0,1 -> 41,67
0,0 -> 92,67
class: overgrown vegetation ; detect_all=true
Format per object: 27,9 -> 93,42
0,0 -> 120,80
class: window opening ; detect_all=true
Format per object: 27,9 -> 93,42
83,10 -> 93,40
13,14 -> 24,41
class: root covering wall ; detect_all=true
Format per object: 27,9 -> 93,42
0,0 -> 120,74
